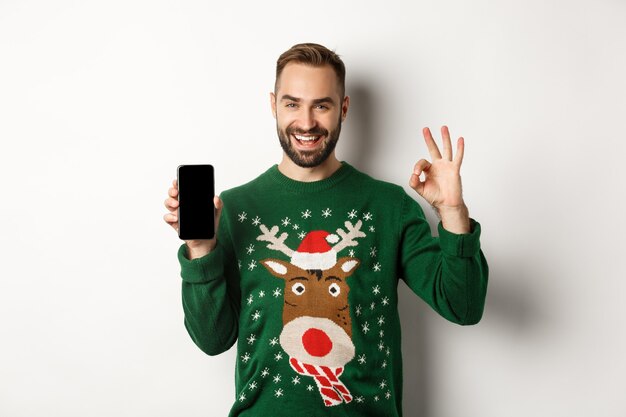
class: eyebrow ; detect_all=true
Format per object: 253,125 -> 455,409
280,95 -> 336,105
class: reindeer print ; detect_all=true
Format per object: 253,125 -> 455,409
257,220 -> 366,407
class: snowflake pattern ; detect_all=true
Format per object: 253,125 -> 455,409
233,206 -> 395,404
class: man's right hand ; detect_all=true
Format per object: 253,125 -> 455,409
163,178 -> 223,259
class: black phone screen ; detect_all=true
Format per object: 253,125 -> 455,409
177,164 -> 215,240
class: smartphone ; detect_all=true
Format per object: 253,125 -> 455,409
177,164 -> 215,240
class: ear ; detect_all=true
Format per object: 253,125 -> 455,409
336,257 -> 360,277
270,92 -> 277,119
261,258 -> 296,279
341,95 -> 350,122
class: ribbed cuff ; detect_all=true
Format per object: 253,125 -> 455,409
437,218 -> 482,258
178,242 -> 225,283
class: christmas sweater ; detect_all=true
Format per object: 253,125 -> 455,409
177,161 -> 488,417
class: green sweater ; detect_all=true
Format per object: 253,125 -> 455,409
178,161 -> 488,417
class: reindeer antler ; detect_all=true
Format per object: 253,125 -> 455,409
256,224 -> 294,257
332,220 -> 367,253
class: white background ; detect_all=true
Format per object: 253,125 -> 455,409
1,0 -> 625,416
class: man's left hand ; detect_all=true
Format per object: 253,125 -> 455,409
409,125 -> 470,233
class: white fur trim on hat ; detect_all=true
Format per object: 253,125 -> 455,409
291,249 -> 337,271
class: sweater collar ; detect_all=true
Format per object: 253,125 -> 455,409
266,161 -> 355,193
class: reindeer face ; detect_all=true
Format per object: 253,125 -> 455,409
261,257 -> 359,367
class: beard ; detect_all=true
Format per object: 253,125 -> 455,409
277,115 -> 342,168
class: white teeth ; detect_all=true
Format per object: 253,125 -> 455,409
294,135 -> 320,141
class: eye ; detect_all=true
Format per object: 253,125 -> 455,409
292,282 -> 306,295
285,103 -> 297,108
315,105 -> 328,110
328,283 -> 341,297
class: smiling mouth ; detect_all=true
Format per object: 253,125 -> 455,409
292,134 -> 322,148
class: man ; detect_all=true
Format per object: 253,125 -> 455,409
163,43 -> 488,416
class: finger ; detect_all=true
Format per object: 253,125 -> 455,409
163,212 -> 178,226
422,127 -> 442,160
441,125 -> 453,161
454,136 -> 465,166
412,159 -> 431,178
168,186 -> 178,198
173,178 -> 178,189
165,197 -> 179,211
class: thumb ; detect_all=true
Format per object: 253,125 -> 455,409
214,195 -> 223,235
409,173 -> 424,196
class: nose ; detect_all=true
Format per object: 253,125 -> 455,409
302,328 -> 333,357
297,108 -> 316,131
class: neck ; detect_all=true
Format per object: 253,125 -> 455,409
277,153 -> 342,182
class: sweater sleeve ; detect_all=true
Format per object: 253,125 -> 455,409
398,192 -> 489,325
178,201 -> 241,355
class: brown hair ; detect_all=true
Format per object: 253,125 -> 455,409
275,43 -> 346,98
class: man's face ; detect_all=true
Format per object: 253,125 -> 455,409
271,63 -> 349,168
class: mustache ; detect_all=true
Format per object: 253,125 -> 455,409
286,126 -> 328,136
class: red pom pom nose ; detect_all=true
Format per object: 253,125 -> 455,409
302,328 -> 333,357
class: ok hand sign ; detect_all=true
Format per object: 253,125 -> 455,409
409,126 -> 465,210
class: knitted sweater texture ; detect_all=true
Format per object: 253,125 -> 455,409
178,162 -> 489,417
